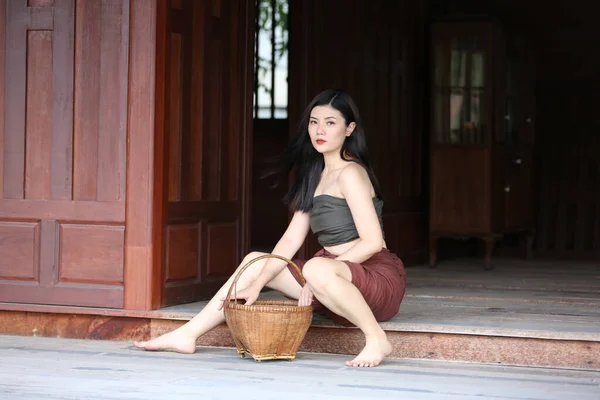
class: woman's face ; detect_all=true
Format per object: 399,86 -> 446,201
308,105 -> 355,154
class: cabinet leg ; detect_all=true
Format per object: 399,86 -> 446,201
429,236 -> 438,268
483,236 -> 495,271
522,231 -> 534,260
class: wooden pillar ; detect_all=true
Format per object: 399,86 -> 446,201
124,0 -> 163,310
0,0 -> 4,198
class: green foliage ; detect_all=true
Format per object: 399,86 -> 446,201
255,0 -> 288,95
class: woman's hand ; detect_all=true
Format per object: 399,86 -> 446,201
298,285 -> 314,306
219,282 -> 262,310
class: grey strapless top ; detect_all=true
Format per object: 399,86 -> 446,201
310,195 -> 384,247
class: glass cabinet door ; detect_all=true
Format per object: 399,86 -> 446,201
432,23 -> 490,145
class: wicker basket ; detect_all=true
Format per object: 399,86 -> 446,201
223,254 -> 313,362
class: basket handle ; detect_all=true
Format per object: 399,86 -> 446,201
225,254 -> 306,304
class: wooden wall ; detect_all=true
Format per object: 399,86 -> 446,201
158,0 -> 254,306
534,82 -> 600,260
289,0 -> 428,263
532,2 -> 600,260
428,0 -> 600,260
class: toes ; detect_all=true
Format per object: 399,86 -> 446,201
346,358 -> 382,368
347,359 -> 364,368
346,359 -> 378,368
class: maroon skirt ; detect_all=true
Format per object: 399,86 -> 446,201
287,248 -> 406,326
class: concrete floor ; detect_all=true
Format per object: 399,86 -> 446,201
1,335 -> 599,400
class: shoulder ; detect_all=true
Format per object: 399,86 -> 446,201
338,162 -> 371,192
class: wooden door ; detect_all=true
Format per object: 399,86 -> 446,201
504,146 -> 534,231
0,0 -> 129,308
502,37 -> 536,232
159,0 -> 254,306
289,0 -> 427,264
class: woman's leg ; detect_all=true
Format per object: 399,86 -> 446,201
301,258 -> 392,368
134,251 -> 303,353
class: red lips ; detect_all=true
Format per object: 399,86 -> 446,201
316,139 -> 326,145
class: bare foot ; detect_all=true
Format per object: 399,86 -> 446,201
345,335 -> 392,368
133,330 -> 197,354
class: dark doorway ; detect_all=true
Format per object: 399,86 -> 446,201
250,0 -> 290,253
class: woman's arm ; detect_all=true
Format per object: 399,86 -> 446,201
250,210 -> 311,289
334,164 -> 385,264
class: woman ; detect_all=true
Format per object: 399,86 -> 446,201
134,89 -> 406,368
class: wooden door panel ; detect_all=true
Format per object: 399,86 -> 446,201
0,221 -> 40,281
206,221 -> 239,278
430,149 -> 491,233
24,30 -> 53,200
0,0 -> 128,308
73,0 -> 128,202
161,0 -> 253,306
165,223 -> 200,282
504,145 -> 534,231
58,223 -> 125,285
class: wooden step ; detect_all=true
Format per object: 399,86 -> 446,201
2,259 -> 599,370
1,298 -> 598,371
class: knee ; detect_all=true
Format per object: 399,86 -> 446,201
241,251 -> 265,266
302,258 -> 335,291
236,251 -> 267,274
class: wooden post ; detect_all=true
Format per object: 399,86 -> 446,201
124,0 -> 163,310
151,0 -> 169,310
0,0 -> 5,198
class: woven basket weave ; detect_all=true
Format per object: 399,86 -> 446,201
223,254 -> 313,362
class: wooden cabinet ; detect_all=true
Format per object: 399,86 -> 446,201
428,19 -> 536,269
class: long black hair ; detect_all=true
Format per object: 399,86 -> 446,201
263,89 -> 382,212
